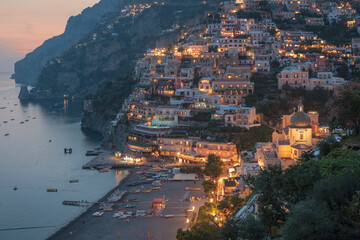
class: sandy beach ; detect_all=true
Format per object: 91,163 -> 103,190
47,166 -> 205,240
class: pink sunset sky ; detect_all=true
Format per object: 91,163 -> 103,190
0,0 -> 100,72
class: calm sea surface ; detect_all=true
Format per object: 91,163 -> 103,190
0,72 -> 127,240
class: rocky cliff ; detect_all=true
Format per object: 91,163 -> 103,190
14,0 -> 123,86
32,1 -> 213,99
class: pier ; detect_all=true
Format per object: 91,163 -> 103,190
62,200 -> 100,207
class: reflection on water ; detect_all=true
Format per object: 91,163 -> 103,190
0,73 -> 126,240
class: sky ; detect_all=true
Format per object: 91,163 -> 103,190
0,0 -> 100,72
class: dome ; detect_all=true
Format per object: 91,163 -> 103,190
290,103 -> 311,127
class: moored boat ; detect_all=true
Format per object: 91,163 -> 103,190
131,189 -> 140,194
92,211 -> 104,217
142,189 -> 152,193
165,215 -> 174,218
69,179 -> 79,183
47,188 -> 57,192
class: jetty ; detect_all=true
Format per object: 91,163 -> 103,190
62,200 -> 100,207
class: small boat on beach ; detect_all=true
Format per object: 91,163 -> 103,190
113,212 -> 123,218
69,179 -> 79,183
165,215 -> 174,218
47,188 -> 57,192
124,204 -> 136,208
131,189 -> 140,194
142,189 -> 152,193
100,203 -> 114,211
92,211 -> 104,217
152,186 -> 161,190
152,181 -> 162,186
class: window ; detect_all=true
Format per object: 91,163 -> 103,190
300,133 -> 304,140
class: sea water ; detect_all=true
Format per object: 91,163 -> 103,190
0,72 -> 127,240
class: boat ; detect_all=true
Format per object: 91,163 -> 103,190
107,190 -> 127,203
152,186 -> 161,190
142,189 -> 152,193
124,204 -> 136,208
100,203 -> 114,211
128,198 -> 139,202
11,118 -> 14,121
4,133 -> 9,136
113,212 -> 123,218
25,119 -> 29,122
69,179 -> 79,183
13,186 -> 18,191
136,210 -> 146,217
185,187 -> 201,191
165,215 -> 174,218
99,168 -> 110,173
130,189 -> 140,194
92,211 -> 104,217
47,188 -> 58,192
20,122 -> 24,124
85,150 -> 101,156
152,181 -> 162,186
3,121 -> 7,123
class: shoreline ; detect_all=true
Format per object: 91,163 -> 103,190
46,168 -> 134,240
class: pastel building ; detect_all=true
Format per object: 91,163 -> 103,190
277,65 -> 309,89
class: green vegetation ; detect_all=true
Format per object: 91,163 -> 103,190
204,154 -> 223,179
331,82 -> 360,135
202,180 -> 217,195
247,87 -> 334,123
222,216 -> 265,240
85,72 -> 136,113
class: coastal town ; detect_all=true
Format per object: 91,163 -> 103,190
52,0 -> 360,239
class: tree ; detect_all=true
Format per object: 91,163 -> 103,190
204,154 -> 223,179
331,82 -> 360,135
217,195 -> 244,218
222,216 -> 265,240
254,165 -> 287,236
202,180 -> 217,195
176,223 -> 221,240
282,198 -> 336,240
318,149 -> 360,178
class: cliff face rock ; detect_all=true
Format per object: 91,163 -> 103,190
14,0 -> 123,86
34,1 -> 213,99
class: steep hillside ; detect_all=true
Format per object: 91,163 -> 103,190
14,0 -> 123,86
31,1 -> 215,99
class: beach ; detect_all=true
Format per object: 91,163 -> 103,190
47,166 -> 205,240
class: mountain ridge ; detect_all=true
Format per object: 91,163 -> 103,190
14,0 -> 123,86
